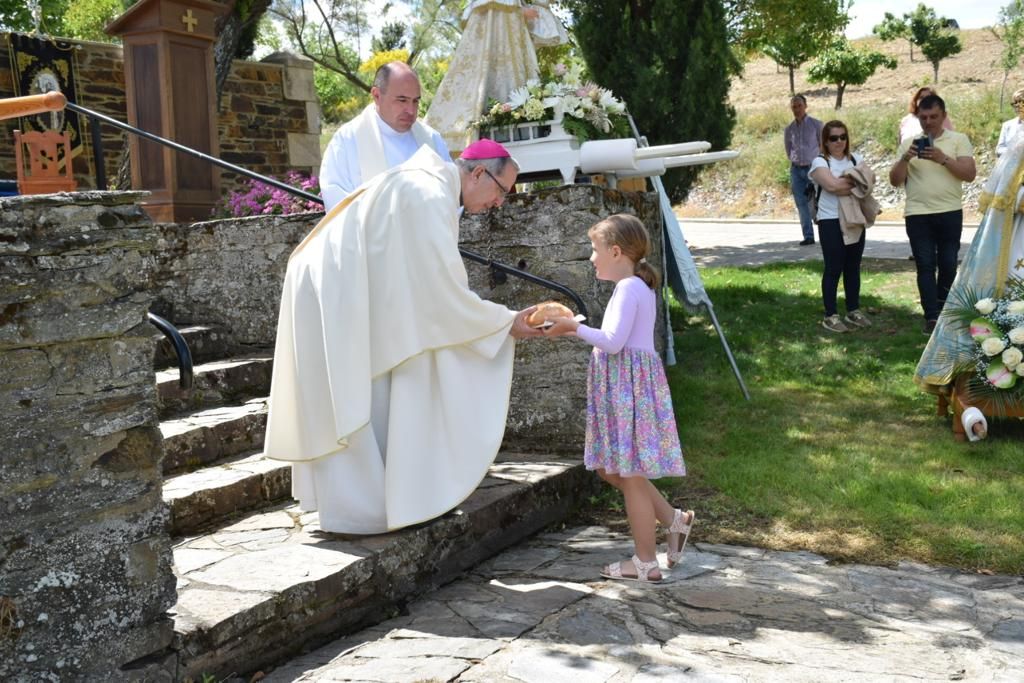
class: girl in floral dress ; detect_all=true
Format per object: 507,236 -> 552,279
545,214 -> 693,582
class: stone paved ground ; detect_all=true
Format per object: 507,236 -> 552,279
264,527 -> 1024,682
258,220 -> 1022,682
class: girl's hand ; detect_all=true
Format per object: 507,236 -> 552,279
543,316 -> 579,337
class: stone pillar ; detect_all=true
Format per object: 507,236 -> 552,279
0,192 -> 176,681
260,51 -> 322,173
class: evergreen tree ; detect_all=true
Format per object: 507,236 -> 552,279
566,0 -> 738,201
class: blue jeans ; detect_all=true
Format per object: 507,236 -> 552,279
817,218 -> 864,317
906,210 -> 963,321
790,164 -> 814,241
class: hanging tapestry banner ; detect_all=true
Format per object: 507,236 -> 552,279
7,32 -> 83,160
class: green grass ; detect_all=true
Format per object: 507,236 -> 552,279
645,259 -> 1024,574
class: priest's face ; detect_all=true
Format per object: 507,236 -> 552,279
462,163 -> 518,213
372,70 -> 422,133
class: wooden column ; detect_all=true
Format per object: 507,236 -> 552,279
106,0 -> 226,222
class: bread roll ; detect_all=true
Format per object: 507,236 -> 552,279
526,301 -> 574,327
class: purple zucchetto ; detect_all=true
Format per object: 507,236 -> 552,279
459,138 -> 511,160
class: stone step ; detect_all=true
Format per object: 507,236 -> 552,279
153,324 -> 238,369
160,398 -> 269,475
156,354 -> 273,417
164,450 -> 291,537
170,456 -> 596,681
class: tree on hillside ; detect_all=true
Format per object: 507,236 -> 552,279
873,12 -> 914,61
992,0 -> 1024,108
565,0 -> 737,201
806,39 -> 896,109
751,0 -> 850,94
911,4 -> 962,83
871,4 -> 962,84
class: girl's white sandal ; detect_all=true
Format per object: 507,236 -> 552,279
601,554 -> 661,583
666,509 -> 695,568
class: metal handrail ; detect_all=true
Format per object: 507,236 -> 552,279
63,100 -> 589,318
147,312 -> 193,390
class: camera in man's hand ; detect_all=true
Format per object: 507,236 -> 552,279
914,136 -> 932,158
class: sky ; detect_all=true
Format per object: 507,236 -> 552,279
351,2 -> 1008,58
845,1 -> 1005,38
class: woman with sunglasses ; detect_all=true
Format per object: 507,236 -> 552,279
996,88 -> 1024,158
810,121 -> 871,333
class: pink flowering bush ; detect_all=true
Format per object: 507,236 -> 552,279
214,171 -> 323,218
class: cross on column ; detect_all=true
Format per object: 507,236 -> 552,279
181,9 -> 198,33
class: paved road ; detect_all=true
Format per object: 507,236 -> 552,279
677,217 -> 979,268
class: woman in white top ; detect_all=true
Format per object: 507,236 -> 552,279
898,86 -> 954,144
995,88 -> 1024,157
810,120 -> 871,333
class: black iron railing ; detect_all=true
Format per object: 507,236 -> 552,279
147,312 -> 193,390
65,101 -> 589,319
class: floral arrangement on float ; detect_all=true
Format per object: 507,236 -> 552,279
471,62 -> 630,144
214,171 -> 322,218
945,277 -> 1024,405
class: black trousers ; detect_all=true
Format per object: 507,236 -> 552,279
905,209 -> 963,321
817,218 -> 865,317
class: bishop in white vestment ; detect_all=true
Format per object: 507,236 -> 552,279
265,141 -> 540,533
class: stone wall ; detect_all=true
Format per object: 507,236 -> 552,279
157,185 -> 663,452
0,35 -> 320,198
150,211 -> 322,346
0,192 -> 176,681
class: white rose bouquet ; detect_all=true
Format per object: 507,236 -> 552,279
954,281 -> 1024,394
471,61 -> 629,143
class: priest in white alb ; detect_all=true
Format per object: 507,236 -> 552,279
265,139 -> 541,533
319,61 -> 450,211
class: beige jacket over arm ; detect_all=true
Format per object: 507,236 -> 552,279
837,162 -> 880,244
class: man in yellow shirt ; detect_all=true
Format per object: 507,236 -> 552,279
889,94 -> 977,335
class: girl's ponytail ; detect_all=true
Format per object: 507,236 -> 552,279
634,258 -> 661,290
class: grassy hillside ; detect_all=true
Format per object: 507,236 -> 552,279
682,29 -> 1024,221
